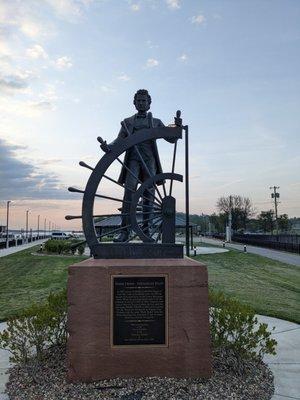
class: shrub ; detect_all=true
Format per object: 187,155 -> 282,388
0,290 -> 67,364
77,244 -> 85,255
44,239 -> 84,255
209,291 -> 277,362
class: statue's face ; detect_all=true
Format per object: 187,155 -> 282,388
134,94 -> 150,113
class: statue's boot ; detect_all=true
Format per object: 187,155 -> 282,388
113,231 -> 129,242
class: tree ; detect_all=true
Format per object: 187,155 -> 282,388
216,195 -> 255,231
277,214 -> 290,232
258,210 -> 275,233
210,213 -> 227,234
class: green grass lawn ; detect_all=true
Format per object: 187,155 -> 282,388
1,245 -> 299,323
0,246 -> 87,321
194,248 -> 300,323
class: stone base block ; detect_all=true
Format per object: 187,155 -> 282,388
67,257 -> 212,382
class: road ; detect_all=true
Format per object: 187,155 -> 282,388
200,237 -> 300,267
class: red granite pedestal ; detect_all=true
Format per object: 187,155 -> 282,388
67,257 -> 212,382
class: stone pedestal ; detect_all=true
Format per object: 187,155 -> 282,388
67,257 -> 212,382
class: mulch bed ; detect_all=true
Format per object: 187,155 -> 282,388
6,346 -> 274,400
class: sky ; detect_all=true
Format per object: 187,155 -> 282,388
0,0 -> 299,231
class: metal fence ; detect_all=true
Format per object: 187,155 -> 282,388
232,234 -> 300,254
0,235 -> 49,250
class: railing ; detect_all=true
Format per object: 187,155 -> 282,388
232,234 -> 300,254
0,235 -> 50,250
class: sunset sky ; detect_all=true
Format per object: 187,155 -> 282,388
0,0 -> 299,231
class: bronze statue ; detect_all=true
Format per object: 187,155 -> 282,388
101,89 -> 176,242
67,90 -> 188,258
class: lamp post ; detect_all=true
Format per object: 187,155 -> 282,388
26,210 -> 30,243
6,201 -> 11,249
44,218 -> 46,237
37,215 -> 40,240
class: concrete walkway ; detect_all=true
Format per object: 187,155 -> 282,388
0,239 -> 46,258
0,316 -> 299,399
200,237 -> 300,267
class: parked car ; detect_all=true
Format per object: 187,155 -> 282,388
51,232 -> 70,240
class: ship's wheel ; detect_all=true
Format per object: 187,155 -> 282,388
66,113 -> 186,258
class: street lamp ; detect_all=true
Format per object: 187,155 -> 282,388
6,201 -> 11,249
26,210 -> 30,243
37,215 -> 40,240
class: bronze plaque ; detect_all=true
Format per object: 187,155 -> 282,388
111,275 -> 168,346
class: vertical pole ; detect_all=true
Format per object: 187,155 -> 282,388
26,210 -> 29,243
228,195 -> 232,242
270,186 -> 280,235
37,215 -> 40,239
6,201 -> 11,249
44,218 -> 46,238
184,125 -> 190,257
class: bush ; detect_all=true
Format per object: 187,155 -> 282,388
44,239 -> 85,255
209,291 -> 277,362
77,244 -> 85,255
0,290 -> 67,364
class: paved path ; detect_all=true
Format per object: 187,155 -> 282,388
0,239 -> 46,258
200,237 -> 300,267
256,315 -> 300,399
0,316 -> 299,399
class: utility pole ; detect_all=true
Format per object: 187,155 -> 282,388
270,186 -> 280,235
26,210 -> 30,243
6,201 -> 11,249
226,195 -> 232,242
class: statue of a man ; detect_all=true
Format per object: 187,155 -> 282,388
102,89 -> 168,242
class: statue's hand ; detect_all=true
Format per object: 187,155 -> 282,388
97,137 -> 111,153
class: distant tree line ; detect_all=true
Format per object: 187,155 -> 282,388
177,194 -> 297,235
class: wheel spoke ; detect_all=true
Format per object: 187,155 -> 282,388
103,174 -> 135,193
125,216 -> 162,243
79,161 -> 94,171
95,193 -> 131,204
139,203 -> 161,210
96,223 -> 132,240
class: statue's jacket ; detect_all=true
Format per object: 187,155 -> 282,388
111,113 -> 164,185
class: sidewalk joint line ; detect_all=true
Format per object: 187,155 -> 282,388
273,327 -> 300,335
275,393 -> 300,399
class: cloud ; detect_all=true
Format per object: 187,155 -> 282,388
0,77 -> 28,93
191,14 -> 205,24
100,85 -> 115,93
117,74 -> 131,81
178,53 -> 188,62
44,0 -> 92,21
0,70 -> 35,95
30,101 -> 56,111
26,44 -> 48,60
146,40 -> 159,49
166,0 -> 180,10
130,3 -> 140,11
145,58 -> 159,68
53,56 -> 73,70
0,138 -> 71,200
